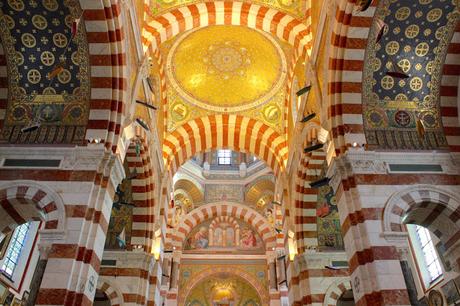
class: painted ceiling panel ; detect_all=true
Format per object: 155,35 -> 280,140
0,0 -> 90,144
363,0 -> 459,150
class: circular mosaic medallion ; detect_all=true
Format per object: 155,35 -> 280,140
262,104 -> 281,123
7,0 -> 25,11
21,33 -> 36,48
12,105 -> 26,121
167,26 -> 287,113
32,15 -> 48,30
27,69 -> 41,84
394,110 -> 411,127
42,0 -> 58,11
421,111 -> 438,128
366,108 -> 387,128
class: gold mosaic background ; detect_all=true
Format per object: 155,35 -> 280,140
161,25 -> 292,133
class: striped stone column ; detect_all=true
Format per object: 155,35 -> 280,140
99,251 -> 156,305
0,146 -> 125,305
327,151 -> 416,306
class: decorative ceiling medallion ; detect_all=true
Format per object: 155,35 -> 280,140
166,26 -> 287,113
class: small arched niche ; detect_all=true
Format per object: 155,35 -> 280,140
93,289 -> 111,306
337,289 -> 356,306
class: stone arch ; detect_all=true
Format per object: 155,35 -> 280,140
96,279 -> 123,306
79,0 -> 127,153
179,266 -> 269,305
441,26 -> 460,152
323,280 -> 353,306
124,127 -> 157,251
0,181 -> 66,235
141,1 -> 312,59
293,122 -> 327,253
163,114 -> 288,176
171,202 -> 276,250
383,185 -> 460,270
327,0 -> 371,156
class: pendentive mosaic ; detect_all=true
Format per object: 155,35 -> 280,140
0,0 -> 90,144
362,0 -> 459,150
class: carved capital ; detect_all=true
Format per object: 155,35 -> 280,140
37,243 -> 53,260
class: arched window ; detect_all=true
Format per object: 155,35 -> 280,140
408,224 -> 443,287
1,223 -> 30,277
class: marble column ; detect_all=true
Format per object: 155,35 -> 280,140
26,244 -> 51,306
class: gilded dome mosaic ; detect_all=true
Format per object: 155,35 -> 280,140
166,26 -> 287,113
362,0 -> 459,150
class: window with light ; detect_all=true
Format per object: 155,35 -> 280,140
408,224 -> 443,287
1,223 -> 30,277
217,150 -> 232,165
414,225 -> 443,281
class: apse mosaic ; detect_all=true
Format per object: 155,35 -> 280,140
179,262 -> 268,305
184,274 -> 262,306
0,0 -> 90,144
183,217 -> 265,254
147,0 -> 307,19
161,26 -> 290,133
362,0 -> 459,150
317,185 -> 344,251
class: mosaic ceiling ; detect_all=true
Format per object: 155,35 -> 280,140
148,0 -> 307,19
162,25 -> 291,133
0,0 -> 89,144
363,0 -> 459,150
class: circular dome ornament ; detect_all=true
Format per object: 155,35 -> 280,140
166,26 -> 287,113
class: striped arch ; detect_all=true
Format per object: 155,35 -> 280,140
323,280 -> 353,306
0,41 -> 6,134
96,279 -> 123,306
383,185 -> 460,251
179,266 -> 269,304
328,0 -> 375,155
294,124 -> 326,253
0,181 -> 66,235
142,1 -> 312,58
170,202 -> 276,250
163,114 -> 288,176
441,25 -> 460,152
80,0 -> 127,153
125,128 -> 156,251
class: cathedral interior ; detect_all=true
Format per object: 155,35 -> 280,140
0,0 -> 459,305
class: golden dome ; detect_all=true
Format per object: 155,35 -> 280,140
166,25 -> 287,112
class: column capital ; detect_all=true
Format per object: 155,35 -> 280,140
37,243 -> 52,260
